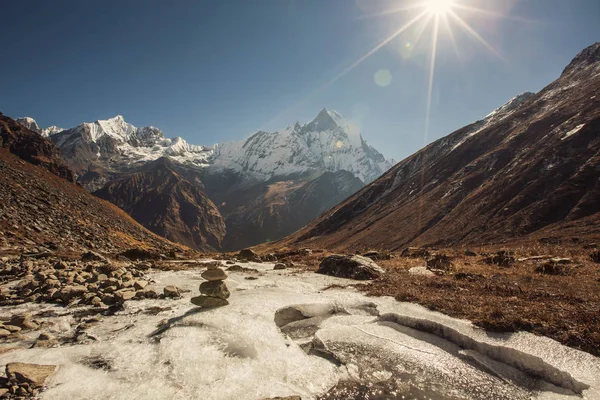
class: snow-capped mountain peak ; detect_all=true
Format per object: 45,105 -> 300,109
16,117 -> 64,137
212,108 -> 393,184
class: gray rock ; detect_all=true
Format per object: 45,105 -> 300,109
317,254 -> 384,280
201,268 -> 228,282
199,281 -> 230,299
273,263 -> 286,270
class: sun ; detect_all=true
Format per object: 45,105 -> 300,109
424,0 -> 455,15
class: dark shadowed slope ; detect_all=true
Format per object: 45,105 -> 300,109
219,170 -> 364,250
265,42 -> 600,252
0,114 -> 182,254
94,157 -> 226,251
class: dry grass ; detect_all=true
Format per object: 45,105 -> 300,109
271,244 -> 600,356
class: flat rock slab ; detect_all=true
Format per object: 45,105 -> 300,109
190,296 -> 229,308
317,254 -> 384,280
6,362 -> 57,388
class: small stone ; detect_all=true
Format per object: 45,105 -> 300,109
409,266 -> 435,277
142,288 -> 159,299
0,329 -> 11,338
201,268 -> 228,281
114,289 -> 135,302
96,274 -> 108,282
199,281 -> 230,299
59,285 -> 88,302
163,286 -> 181,298
133,280 -> 148,290
273,263 -> 286,270
190,296 -> 229,308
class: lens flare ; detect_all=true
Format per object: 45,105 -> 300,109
424,0 -> 455,16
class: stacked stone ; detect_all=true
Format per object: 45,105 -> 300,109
190,263 -> 230,308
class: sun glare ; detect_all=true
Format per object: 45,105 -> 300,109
424,0 -> 455,15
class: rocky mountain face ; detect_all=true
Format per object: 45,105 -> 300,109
17,109 -> 391,251
94,157 -> 226,252
269,42 -> 600,252
0,115 -> 183,255
219,170 -> 364,250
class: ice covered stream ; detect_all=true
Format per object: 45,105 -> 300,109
1,260 -> 599,399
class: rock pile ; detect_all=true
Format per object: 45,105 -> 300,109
191,263 -> 230,308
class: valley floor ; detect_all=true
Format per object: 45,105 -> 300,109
1,256 -> 599,399
278,244 -> 600,358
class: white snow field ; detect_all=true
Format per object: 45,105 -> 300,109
1,260 -> 599,400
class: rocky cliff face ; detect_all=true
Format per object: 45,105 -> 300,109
219,170 -> 364,250
271,42 -> 600,251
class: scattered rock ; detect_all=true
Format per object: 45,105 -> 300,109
273,263 -> 287,270
238,248 -> 262,262
317,254 -> 384,280
590,250 -> 600,263
133,280 -> 148,290
464,249 -> 478,257
163,286 -> 181,298
6,362 -> 57,388
59,285 -> 88,302
0,329 -> 11,338
263,253 -> 277,262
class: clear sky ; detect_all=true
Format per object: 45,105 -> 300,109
2,0 -> 599,160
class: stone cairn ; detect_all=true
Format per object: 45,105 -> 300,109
190,262 -> 230,308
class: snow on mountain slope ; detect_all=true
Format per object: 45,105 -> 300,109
212,108 -> 393,184
49,115 -> 214,170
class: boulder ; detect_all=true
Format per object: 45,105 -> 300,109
238,248 -> 262,262
201,268 -> 228,282
114,289 -> 136,302
163,286 -> 181,298
9,314 -> 38,330
317,255 -> 384,280
273,263 -> 287,270
6,362 -> 57,388
199,281 -> 230,299
190,296 -> 229,308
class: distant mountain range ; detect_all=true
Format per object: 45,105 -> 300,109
266,42 -> 600,251
17,109 -> 393,251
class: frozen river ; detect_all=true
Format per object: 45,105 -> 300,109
1,260 -> 599,399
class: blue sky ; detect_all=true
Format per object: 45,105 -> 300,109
2,0 -> 599,160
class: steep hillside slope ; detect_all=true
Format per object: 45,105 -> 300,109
94,158 -> 225,251
268,42 -> 600,251
0,115 -> 182,254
